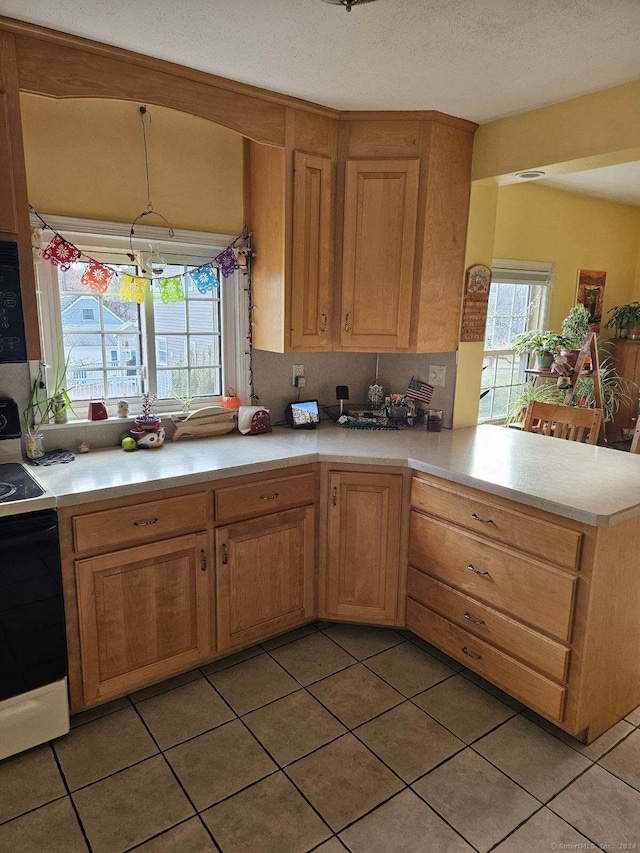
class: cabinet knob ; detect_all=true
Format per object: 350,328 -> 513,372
134,517 -> 159,527
463,612 -> 485,626
471,512 -> 495,525
320,313 -> 328,333
467,563 -> 490,577
344,313 -> 350,332
462,646 -> 482,660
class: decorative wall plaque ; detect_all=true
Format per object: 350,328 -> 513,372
460,263 -> 492,343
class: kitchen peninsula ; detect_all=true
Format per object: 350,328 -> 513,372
28,424 -> 640,744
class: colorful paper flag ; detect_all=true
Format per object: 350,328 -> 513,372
42,234 -> 81,271
119,274 -> 148,304
406,376 -> 434,405
214,245 -> 239,278
157,276 -> 184,304
190,264 -> 219,294
81,261 -> 114,294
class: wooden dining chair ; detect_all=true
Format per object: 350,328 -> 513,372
523,401 -> 603,445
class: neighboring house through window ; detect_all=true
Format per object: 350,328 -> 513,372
478,260 -> 553,423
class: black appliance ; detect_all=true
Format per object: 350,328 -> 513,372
0,241 -> 28,363
0,507 -> 67,702
0,398 -> 21,440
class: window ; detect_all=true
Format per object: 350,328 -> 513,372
35,217 -> 247,415
478,261 -> 552,424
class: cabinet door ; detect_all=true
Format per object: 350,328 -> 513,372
341,159 -> 419,350
325,472 -> 403,622
291,152 -> 333,351
76,533 -> 212,703
216,506 -> 316,650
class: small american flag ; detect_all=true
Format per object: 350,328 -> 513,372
406,376 -> 434,405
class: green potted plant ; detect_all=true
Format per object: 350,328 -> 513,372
46,350 -> 76,424
605,302 -> 640,339
573,354 -> 636,424
23,362 -> 49,459
560,304 -> 591,367
513,330 -> 565,370
506,380 -> 562,425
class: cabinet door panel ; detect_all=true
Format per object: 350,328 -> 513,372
76,533 -> 211,703
341,159 -> 419,350
216,506 -> 316,649
291,152 -> 333,351
326,472 -> 402,622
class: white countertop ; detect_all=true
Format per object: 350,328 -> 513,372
10,424 -> 640,527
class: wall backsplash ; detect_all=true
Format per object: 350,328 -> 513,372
0,351 -> 457,458
252,350 -> 457,428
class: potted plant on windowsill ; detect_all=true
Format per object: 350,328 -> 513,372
605,302 -> 640,340
513,330 -> 566,370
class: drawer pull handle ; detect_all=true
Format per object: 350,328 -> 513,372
320,313 -> 328,333
259,492 -> 281,501
471,512 -> 495,525
464,612 -> 485,626
462,646 -> 482,660
200,549 -> 207,572
467,563 -> 490,577
222,543 -> 229,565
134,517 -> 159,527
344,313 -> 350,332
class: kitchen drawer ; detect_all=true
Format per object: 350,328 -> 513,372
215,472 -> 317,523
407,568 -> 570,682
407,598 -> 566,722
410,511 -> 576,641
73,493 -> 209,553
411,475 -> 582,570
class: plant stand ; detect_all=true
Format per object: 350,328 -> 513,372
562,332 -> 605,445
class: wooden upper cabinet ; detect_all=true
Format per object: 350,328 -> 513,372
340,159 -> 420,350
325,471 -> 403,623
291,152 -> 333,351
75,533 -> 212,704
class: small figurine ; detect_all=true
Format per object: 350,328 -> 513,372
77,441 -> 90,453
117,400 -> 129,418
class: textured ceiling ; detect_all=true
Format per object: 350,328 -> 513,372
2,0 -> 640,123
539,162 -> 640,207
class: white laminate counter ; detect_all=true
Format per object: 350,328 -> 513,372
10,424 -> 640,527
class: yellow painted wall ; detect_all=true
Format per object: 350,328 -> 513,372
453,182 -> 498,428
493,183 -> 640,333
20,94 -> 244,234
472,81 -> 640,182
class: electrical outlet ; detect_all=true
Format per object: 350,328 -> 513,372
429,365 -> 446,387
292,364 -> 304,386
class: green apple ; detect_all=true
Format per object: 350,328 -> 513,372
121,436 -> 137,451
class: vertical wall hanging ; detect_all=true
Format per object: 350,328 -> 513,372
460,264 -> 492,342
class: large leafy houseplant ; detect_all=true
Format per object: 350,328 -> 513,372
605,303 -> 640,339
513,330 -> 566,369
561,304 -> 591,350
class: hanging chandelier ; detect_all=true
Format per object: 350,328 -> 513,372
321,0 -> 378,11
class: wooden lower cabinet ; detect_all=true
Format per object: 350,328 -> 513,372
324,471 -> 403,623
215,506 -> 316,651
75,532 -> 212,704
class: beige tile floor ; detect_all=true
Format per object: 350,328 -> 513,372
1,622 -> 639,853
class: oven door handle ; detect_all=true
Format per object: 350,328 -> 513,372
0,525 -> 58,551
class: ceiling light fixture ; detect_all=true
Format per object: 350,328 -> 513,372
516,170 -> 546,179
321,0 -> 378,11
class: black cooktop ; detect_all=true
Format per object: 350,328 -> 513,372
0,463 -> 45,503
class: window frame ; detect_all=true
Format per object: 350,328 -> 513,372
478,259 -> 554,425
33,215 -> 249,417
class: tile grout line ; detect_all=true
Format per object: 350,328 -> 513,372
127,699 -> 223,851
49,742 -> 95,853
